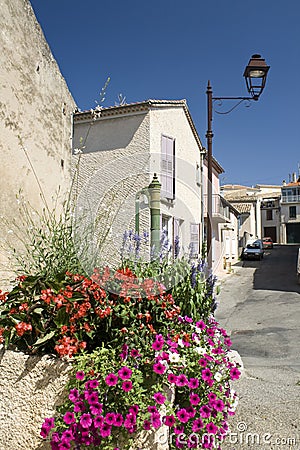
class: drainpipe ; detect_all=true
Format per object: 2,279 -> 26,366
148,173 -> 161,259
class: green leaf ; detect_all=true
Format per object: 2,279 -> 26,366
33,330 -> 55,347
53,307 -> 69,327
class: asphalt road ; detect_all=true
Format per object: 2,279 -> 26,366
215,245 -> 300,449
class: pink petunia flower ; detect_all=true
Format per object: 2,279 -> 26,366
167,373 -> 178,384
202,368 -> 212,381
105,373 -> 118,386
118,366 -> 132,380
94,415 -> 104,428
230,367 -> 241,380
100,423 -> 112,437
200,404 -> 211,418
176,374 -> 188,387
68,388 -> 79,403
63,411 -> 75,425
189,393 -> 200,406
206,421 -> 218,434
80,413 -> 92,428
122,380 -> 133,392
152,340 -> 164,351
76,371 -> 85,380
188,378 -> 199,389
130,348 -> 140,358
113,413 -> 124,427
153,392 -> 166,405
192,417 -> 204,432
164,415 -> 175,427
153,362 -> 166,375
176,408 -> 189,423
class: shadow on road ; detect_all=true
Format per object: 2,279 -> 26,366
241,245 -> 300,293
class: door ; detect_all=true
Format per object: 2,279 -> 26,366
263,226 -> 277,242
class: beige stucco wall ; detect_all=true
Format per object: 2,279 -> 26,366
0,349 -> 72,450
72,112 -> 151,271
0,0 -> 76,285
149,106 -> 202,254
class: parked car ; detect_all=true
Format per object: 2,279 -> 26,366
262,237 -> 273,249
242,239 -> 264,260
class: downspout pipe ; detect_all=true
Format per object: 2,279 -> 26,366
148,173 -> 161,260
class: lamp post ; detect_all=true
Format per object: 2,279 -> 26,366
206,54 -> 270,269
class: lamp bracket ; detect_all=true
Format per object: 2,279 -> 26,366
212,96 -> 254,115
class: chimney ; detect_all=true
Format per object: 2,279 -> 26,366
282,180 -> 286,186
293,172 -> 297,182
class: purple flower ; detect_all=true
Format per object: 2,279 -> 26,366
152,340 -> 164,351
200,404 -> 211,418
230,367 -> 241,380
214,399 -> 225,412
143,420 -> 151,430
206,421 -> 218,434
100,423 -> 112,437
176,374 -> 188,387
130,348 -> 140,358
184,316 -> 193,323
164,415 -> 175,427
147,405 -> 158,414
94,415 -> 104,428
122,380 -> 133,392
105,373 -> 118,386
198,358 -> 207,367
188,378 -> 199,389
74,400 -> 85,412
105,412 -> 116,425
90,403 -> 103,415
153,362 -> 166,375
129,404 -> 139,415
151,412 -> 161,428
118,366 -> 132,380
176,408 -> 189,423
153,392 -> 166,404
189,393 -> 200,406
195,320 -> 206,330
68,388 -> 79,403
86,379 -> 99,389
192,418 -> 204,432
202,368 -> 212,381
124,413 -> 136,428
63,412 -> 75,425
113,413 -> 124,427
80,413 -> 92,428
167,373 -> 178,384
76,371 -> 85,380
87,391 -> 99,405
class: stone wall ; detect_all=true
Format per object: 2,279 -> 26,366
0,349 -> 72,450
0,0 -> 76,285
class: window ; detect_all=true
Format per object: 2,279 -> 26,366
196,163 -> 201,186
190,223 -> 200,257
161,135 -> 175,199
289,206 -> 296,219
266,209 -> 273,221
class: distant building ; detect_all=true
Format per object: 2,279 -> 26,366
280,173 -> 300,243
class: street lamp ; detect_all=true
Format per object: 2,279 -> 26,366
206,54 -> 270,269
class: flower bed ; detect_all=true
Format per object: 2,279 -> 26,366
0,243 -> 241,449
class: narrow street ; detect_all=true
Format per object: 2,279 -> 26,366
215,245 -> 300,449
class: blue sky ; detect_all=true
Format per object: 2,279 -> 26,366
30,0 -> 300,187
